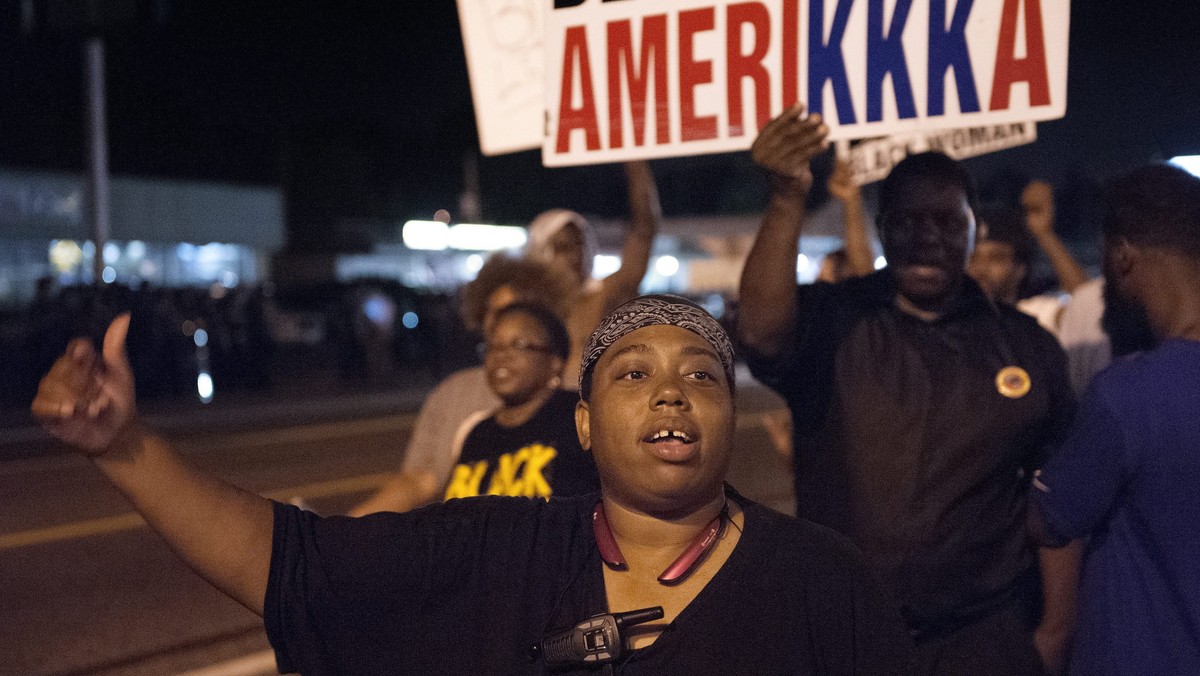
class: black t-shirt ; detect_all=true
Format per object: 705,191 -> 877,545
446,389 -> 598,500
742,271 -> 1074,630
264,488 -> 914,675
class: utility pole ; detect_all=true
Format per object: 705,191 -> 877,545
84,36 -> 110,285
24,0 -> 165,285
458,152 -> 482,223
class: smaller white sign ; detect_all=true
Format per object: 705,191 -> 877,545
457,0 -> 547,156
845,121 -> 1038,186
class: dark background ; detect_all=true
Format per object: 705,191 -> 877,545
2,0 -> 1198,249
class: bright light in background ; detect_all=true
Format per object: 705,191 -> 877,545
49,240 -> 84,273
655,255 -> 680,277
126,240 -> 146,258
465,253 -> 484,273
447,224 -> 527,251
795,253 -> 819,282
874,256 -> 887,270
197,372 -> 214,404
194,328 -> 209,347
700,293 -> 725,319
592,255 -> 621,278
403,221 -> 528,251
196,243 -> 227,278
402,311 -> 419,329
222,271 -> 239,288
101,266 -> 116,283
363,294 -> 395,326
402,220 -> 451,250
1169,156 -> 1200,178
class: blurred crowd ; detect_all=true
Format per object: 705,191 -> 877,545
0,277 -> 482,411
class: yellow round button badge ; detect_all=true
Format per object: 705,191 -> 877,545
995,366 -> 1032,399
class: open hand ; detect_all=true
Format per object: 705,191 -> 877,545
31,313 -> 138,456
751,103 -> 830,194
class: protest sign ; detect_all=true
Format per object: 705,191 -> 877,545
457,0 -> 547,155
544,0 -> 1068,166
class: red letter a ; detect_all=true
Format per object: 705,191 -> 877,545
989,0 -> 1051,110
556,26 -> 602,153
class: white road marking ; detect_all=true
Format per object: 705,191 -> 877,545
0,472 -> 396,550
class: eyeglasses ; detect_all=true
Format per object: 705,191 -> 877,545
480,339 -> 553,358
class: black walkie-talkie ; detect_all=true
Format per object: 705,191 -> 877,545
533,606 -> 664,669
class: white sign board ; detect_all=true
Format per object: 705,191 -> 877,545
846,120 -> 1038,185
544,0 -> 1068,166
457,0 -> 548,155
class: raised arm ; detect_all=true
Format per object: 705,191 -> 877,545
600,160 -> 661,310
828,156 -> 876,277
32,315 -> 274,615
1022,181 -> 1088,294
738,104 -> 829,358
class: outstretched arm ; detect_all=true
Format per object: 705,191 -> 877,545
600,161 -> 661,310
1022,181 -> 1088,294
738,104 -> 829,358
347,470 -> 440,516
828,156 -> 875,278
32,315 -> 274,615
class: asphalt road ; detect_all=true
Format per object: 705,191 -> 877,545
0,375 -> 791,676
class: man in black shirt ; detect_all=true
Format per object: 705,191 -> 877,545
32,295 -> 913,674
738,105 -> 1079,675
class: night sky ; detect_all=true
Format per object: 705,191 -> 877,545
1,0 -> 1199,250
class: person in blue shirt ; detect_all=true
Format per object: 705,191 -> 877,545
1029,163 -> 1200,675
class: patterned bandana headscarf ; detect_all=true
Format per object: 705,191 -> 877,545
579,294 -> 736,400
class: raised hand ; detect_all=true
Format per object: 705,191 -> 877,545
1020,180 -> 1088,293
1021,180 -> 1056,237
751,103 -> 830,194
827,156 -> 860,204
32,313 -> 138,455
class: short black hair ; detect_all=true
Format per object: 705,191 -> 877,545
491,301 -> 571,362
879,151 -> 979,217
977,205 -> 1036,267
1103,164 -> 1200,259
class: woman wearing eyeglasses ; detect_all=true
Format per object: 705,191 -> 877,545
347,256 -> 580,516
444,301 -> 599,500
